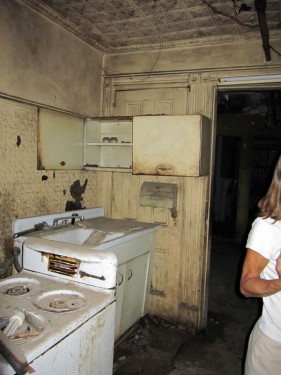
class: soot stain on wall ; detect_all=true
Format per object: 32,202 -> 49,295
16,135 -> 21,147
65,179 -> 88,211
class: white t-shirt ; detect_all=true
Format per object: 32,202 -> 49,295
246,217 -> 281,342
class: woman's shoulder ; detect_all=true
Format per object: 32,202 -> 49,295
247,217 -> 281,255
252,217 -> 281,230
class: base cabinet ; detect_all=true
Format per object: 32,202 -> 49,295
115,253 -> 150,340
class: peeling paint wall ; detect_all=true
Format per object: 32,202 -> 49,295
0,0 -> 103,264
102,35 -> 281,329
1,0 -> 281,331
0,98 -> 99,263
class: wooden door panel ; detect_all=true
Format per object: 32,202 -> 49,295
114,88 -> 187,116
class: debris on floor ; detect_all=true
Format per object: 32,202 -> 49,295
113,239 -> 260,375
113,315 -> 189,375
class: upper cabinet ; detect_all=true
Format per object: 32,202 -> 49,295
38,109 -> 211,176
133,115 -> 211,177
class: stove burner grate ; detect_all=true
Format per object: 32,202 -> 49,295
6,286 -> 30,296
33,290 -> 87,313
0,277 -> 42,297
49,297 -> 83,312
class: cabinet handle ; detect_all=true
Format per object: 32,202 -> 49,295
118,271 -> 124,286
127,266 -> 133,281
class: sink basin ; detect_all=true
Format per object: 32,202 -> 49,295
41,228 -> 94,245
39,227 -> 124,245
102,233 -> 124,242
23,218 -> 161,289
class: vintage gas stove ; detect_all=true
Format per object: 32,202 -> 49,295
0,208 -> 116,375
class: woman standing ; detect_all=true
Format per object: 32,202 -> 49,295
240,155 -> 281,375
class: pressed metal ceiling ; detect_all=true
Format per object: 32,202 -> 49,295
22,0 -> 281,53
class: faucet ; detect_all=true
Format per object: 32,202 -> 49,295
53,213 -> 84,226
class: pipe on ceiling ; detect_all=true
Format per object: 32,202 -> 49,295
254,0 -> 271,62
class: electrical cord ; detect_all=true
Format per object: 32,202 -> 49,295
0,257 -> 14,278
202,0 -> 258,27
12,247 -> 23,273
129,0 -> 163,82
0,247 -> 22,278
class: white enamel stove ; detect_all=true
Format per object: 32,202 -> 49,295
0,208 -> 116,375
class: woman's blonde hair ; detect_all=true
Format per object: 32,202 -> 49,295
258,155 -> 281,221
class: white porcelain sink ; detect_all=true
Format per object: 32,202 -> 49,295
102,233 -> 124,242
39,227 -> 124,245
41,228 -> 94,245
23,217 -> 161,286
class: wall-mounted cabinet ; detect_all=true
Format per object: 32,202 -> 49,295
38,109 -> 211,176
38,109 -> 132,171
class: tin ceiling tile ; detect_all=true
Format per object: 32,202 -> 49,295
199,27 -> 221,37
195,17 -> 216,28
21,0 -> 281,52
167,11 -> 189,22
187,6 -> 212,18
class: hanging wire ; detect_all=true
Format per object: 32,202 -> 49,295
202,0 -> 281,60
129,0 -> 163,81
270,45 -> 281,58
201,0 -> 258,27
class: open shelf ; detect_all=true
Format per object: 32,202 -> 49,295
84,118 -> 133,170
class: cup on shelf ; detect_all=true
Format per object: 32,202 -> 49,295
102,137 -> 110,143
110,137 -> 118,143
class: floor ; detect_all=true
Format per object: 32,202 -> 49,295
113,237 -> 260,375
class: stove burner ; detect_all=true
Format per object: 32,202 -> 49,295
6,286 -> 30,296
49,297 -> 83,312
33,290 -> 87,313
0,277 -> 42,297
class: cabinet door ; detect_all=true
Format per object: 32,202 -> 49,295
38,108 -> 84,170
119,254 -> 149,335
133,115 -> 211,176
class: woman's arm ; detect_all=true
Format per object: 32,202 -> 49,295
240,249 -> 281,297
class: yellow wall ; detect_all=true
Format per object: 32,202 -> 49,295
0,98 -> 100,261
104,38 -> 281,76
1,0 -> 281,329
1,0 -> 103,115
0,0 -> 104,263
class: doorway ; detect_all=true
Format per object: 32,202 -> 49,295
213,135 -> 240,238
213,88 -> 281,240
208,87 -> 281,371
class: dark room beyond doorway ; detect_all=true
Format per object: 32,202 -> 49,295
213,89 -> 281,240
